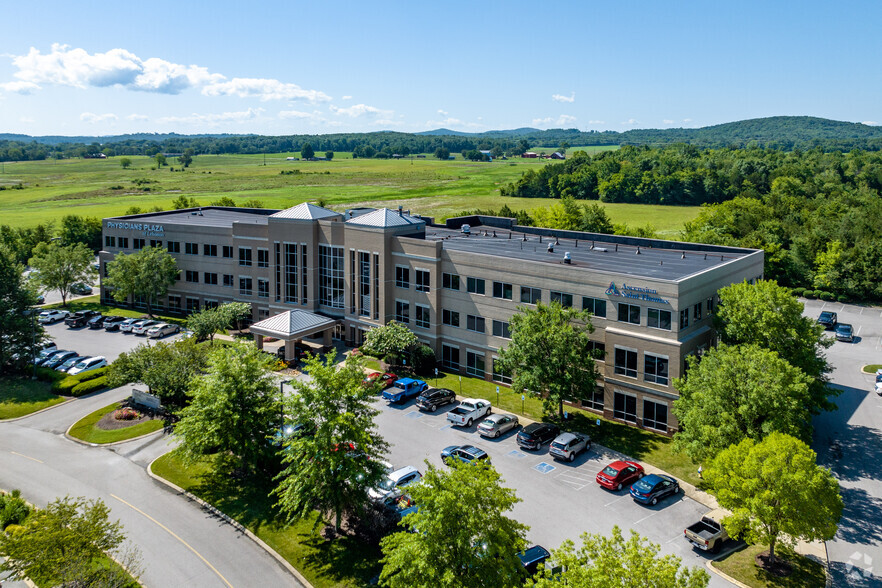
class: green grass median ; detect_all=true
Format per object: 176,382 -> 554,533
0,377 -> 66,420
712,544 -> 826,587
68,401 -> 164,444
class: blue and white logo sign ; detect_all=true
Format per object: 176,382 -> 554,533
606,282 -> 669,304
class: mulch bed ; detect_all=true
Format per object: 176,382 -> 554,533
755,550 -> 793,577
96,408 -> 160,430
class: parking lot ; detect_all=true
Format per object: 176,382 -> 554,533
42,317 -> 185,363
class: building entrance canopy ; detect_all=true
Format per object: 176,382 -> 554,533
250,310 -> 338,361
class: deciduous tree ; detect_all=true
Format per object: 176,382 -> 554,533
107,338 -> 208,408
119,157 -> 132,169
360,320 -> 420,365
154,153 -> 167,167
325,151 -> 334,160
59,214 -> 103,251
104,246 -> 178,317
434,147 -> 450,160
300,143 -> 315,159
0,245 -> 44,375
179,148 -> 194,168
28,241 -> 95,307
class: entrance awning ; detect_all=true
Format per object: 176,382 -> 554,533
250,310 -> 338,341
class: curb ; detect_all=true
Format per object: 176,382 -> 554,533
705,559 -> 751,588
146,453 -> 314,588
64,400 -> 167,448
0,396 -> 73,423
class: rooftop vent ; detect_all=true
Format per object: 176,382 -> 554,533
547,242 -> 554,253
397,205 -> 403,216
594,247 -> 608,252
563,252 -> 572,264
461,224 -> 471,235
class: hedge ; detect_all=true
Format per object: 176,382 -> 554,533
70,376 -> 108,397
791,287 -> 806,297
837,295 -> 848,303
819,291 -> 835,301
52,367 -> 110,395
35,367 -> 68,383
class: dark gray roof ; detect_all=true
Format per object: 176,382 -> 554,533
424,227 -> 756,282
346,208 -> 425,229
105,207 -> 275,228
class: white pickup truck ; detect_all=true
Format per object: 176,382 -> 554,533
446,399 -> 491,427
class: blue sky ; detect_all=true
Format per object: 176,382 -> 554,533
1,0 -> 879,136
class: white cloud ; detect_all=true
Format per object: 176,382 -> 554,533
80,112 -> 118,123
157,107 -> 265,125
202,78 -> 330,102
373,119 -> 404,127
683,118 -> 693,123
621,118 -> 639,125
861,120 -> 878,126
425,117 -> 483,129
0,80 -> 40,94
126,113 -> 149,121
552,92 -> 575,103
437,109 -> 448,116
329,103 -> 392,118
279,109 -> 320,120
662,119 -> 674,124
341,95 -> 352,100
532,114 -> 577,127
588,119 -> 605,124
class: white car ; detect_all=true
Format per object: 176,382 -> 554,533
67,356 -> 107,376
368,466 -> 422,502
147,323 -> 180,338
118,318 -> 141,332
132,320 -> 158,335
37,309 -> 68,324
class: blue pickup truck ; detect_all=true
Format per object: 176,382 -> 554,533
382,378 -> 428,403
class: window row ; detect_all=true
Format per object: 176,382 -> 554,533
612,392 -> 668,432
613,348 -> 670,386
395,266 -> 431,292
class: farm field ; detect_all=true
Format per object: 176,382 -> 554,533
0,150 -> 700,236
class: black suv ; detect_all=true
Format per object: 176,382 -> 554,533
416,388 -> 456,412
817,311 -> 837,330
86,314 -> 106,329
64,310 -> 100,328
102,316 -> 127,331
516,423 -> 561,451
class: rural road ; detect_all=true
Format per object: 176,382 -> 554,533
0,385 -> 301,588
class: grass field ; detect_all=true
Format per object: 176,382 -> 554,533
712,544 -> 826,587
0,377 -> 66,419
67,401 -> 165,444
0,152 -> 698,237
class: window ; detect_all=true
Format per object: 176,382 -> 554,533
318,244 -> 344,308
105,235 -> 116,248
442,273 -> 460,290
614,347 -> 638,378
395,300 -> 410,323
150,240 -> 162,248
395,266 -> 409,288
166,241 -> 179,253
415,305 -> 430,329
222,245 -> 233,258
204,272 -> 218,285
466,351 -> 485,378
588,340 -> 606,360
550,291 -> 573,308
442,345 -> 460,370
372,253 -> 378,319
204,300 -> 219,310
584,386 -> 605,411
222,274 -> 234,287
644,354 -> 669,386
358,251 -> 370,316
133,238 -> 145,250
613,392 -> 637,423
467,277 -> 485,295
185,242 -> 198,255
258,279 -> 269,298
415,269 -> 431,293
185,297 -> 200,313
643,400 -> 668,431
301,245 -> 309,305
693,303 -> 702,321
493,281 -> 513,300
680,308 -> 689,329
238,247 -> 252,267
466,315 -> 485,333
167,295 -> 181,311
285,244 -> 298,304
647,308 -> 672,330
239,277 -> 253,296
275,243 -> 281,302
582,296 -> 606,318
204,244 -> 217,257
492,320 -> 511,339
442,309 -> 460,327
118,237 -> 129,249
185,270 -> 199,283
492,358 -> 512,384
706,297 -> 715,315
618,303 -> 640,324
257,248 -> 269,268
521,286 -> 541,305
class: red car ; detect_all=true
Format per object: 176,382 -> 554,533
363,372 -> 398,389
596,460 -> 644,491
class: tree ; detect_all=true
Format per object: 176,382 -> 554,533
672,344 -> 814,463
104,246 -> 178,318
119,157 -> 132,169
274,351 -> 389,531
706,433 -> 842,566
107,338 -> 208,408
28,241 -> 95,307
171,195 -> 199,209
0,496 -> 142,588
434,147 -> 450,160
186,301 -> 252,343
300,143 -> 315,159
174,341 -> 280,474
516,139 -> 530,156
59,215 -> 103,251
529,525 -> 709,588
0,245 -> 44,375
581,202 -> 614,233
211,196 -> 237,206
241,198 -> 264,208
179,148 -> 194,168
498,301 -> 602,419
325,151 -> 334,160
360,320 -> 420,365
379,459 -> 528,588
154,153 -> 167,167
714,280 -> 835,413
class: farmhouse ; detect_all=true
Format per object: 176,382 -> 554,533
521,152 -> 538,158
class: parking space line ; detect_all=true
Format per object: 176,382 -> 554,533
633,510 -> 662,525
603,494 -> 631,508
405,411 -> 423,420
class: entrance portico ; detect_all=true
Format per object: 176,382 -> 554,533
250,310 -> 338,362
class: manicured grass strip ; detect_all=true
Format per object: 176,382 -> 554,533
151,452 -> 382,588
68,402 -> 164,444
862,364 -> 882,373
712,544 -> 826,588
0,377 -> 65,420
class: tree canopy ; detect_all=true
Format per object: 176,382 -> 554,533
27,241 -> 95,307
300,143 -> 315,159
104,246 -> 178,317
360,320 -> 420,365
0,245 -> 44,375
186,301 -> 252,344
107,338 -> 208,408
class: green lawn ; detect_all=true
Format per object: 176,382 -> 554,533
44,296 -> 187,326
862,364 -> 881,373
151,452 -> 382,588
712,544 -> 826,587
68,401 -> 164,444
0,377 -> 66,420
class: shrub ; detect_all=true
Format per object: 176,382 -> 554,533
51,367 -> 109,393
791,287 -> 806,297
409,343 -> 437,377
837,295 -> 848,304
0,490 -> 31,530
70,376 -> 108,397
114,407 -> 141,421
803,290 -> 816,299
35,367 -> 68,383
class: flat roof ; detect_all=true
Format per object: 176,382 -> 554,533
425,227 -> 755,282
105,207 -> 276,228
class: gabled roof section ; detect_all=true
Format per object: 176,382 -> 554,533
249,310 -> 337,339
345,208 -> 425,228
270,202 -> 341,220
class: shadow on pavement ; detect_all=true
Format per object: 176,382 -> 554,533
836,486 -> 882,545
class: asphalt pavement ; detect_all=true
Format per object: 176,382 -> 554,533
42,319 -> 184,362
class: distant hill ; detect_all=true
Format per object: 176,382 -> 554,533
417,127 -> 541,137
0,132 -> 247,145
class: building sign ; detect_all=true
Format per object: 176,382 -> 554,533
605,282 -> 669,304
105,221 -> 165,237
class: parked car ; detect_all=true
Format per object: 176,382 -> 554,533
684,508 -> 730,553
518,545 -> 552,577
70,283 -> 93,295
363,372 -> 398,390
64,310 -> 100,328
86,314 -> 107,329
368,466 -> 422,502
516,422 -> 560,451
118,318 -> 141,332
630,473 -> 680,506
382,378 -> 428,404
132,320 -> 158,335
477,413 -> 519,438
381,493 -> 418,522
835,323 -> 854,342
35,294 -> 45,304
101,316 -> 127,331
441,444 -> 490,465
37,309 -> 68,324
596,460 -> 645,491
67,356 -> 107,376
147,323 -> 180,338
56,355 -> 89,373
817,311 -> 838,330
415,388 -> 456,412
43,350 -> 79,370
35,349 -> 70,367
549,432 -> 591,462
446,398 -> 492,427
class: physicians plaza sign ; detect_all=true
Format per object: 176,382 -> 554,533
605,282 -> 669,304
105,221 -> 165,237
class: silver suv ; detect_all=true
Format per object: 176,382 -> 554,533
549,432 -> 590,462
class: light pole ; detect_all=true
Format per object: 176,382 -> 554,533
279,378 -> 292,422
23,309 -> 37,380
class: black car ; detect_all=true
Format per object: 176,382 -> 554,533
415,388 -> 456,412
102,316 -> 127,331
817,311 -> 838,330
835,323 -> 854,342
516,423 -> 561,451
518,545 -> 552,577
86,314 -> 106,329
64,310 -> 100,328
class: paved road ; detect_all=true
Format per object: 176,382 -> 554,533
0,387 -> 300,588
